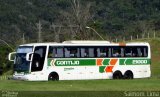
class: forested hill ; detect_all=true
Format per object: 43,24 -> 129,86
0,0 -> 160,45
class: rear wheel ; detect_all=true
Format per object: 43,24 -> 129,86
124,71 -> 133,79
48,72 -> 59,81
113,71 -> 123,79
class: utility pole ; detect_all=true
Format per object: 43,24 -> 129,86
131,35 -> 133,41
36,21 -> 42,42
22,33 -> 25,44
137,34 -> 138,40
50,23 -> 60,42
154,31 -> 156,38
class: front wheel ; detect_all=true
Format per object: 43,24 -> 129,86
48,72 -> 59,81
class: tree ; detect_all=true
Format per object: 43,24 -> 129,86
60,0 -> 94,40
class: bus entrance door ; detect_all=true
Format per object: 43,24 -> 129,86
31,46 -> 47,72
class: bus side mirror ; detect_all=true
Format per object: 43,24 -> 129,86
26,52 -> 33,61
8,52 -> 16,61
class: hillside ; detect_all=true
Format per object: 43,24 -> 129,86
0,0 -> 160,44
0,0 -> 160,76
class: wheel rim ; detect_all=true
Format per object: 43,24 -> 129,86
48,75 -> 53,80
124,72 -> 133,79
48,74 -> 59,81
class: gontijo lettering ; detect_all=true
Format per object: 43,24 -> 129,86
56,60 -> 80,66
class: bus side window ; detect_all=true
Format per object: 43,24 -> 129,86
125,47 -> 132,57
108,48 -> 111,57
81,48 -> 85,57
97,47 -> 107,57
138,46 -> 148,57
97,48 -> 100,57
143,47 -> 148,57
132,46 -> 147,57
77,48 -> 80,57
137,48 -> 142,57
84,48 -> 89,57
48,47 -> 64,58
81,48 -> 89,57
121,48 -> 124,57
65,47 -> 79,58
48,47 -> 54,58
112,47 -> 121,57
70,48 -> 78,57
57,47 -> 64,57
48,47 -> 58,58
65,48 -> 70,58
89,48 -> 94,57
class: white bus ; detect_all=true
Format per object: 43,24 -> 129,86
8,41 -> 151,81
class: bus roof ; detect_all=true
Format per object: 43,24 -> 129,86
19,40 -> 150,47
63,40 -> 110,44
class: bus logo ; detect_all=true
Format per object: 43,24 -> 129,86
56,60 -> 80,66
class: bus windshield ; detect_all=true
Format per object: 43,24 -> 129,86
14,46 -> 33,73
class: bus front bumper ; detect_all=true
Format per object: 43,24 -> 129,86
13,75 -> 30,81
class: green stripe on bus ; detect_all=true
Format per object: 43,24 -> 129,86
119,59 -> 150,65
48,58 -> 151,66
99,66 -> 106,73
48,59 -> 51,66
102,59 -> 110,66
48,59 -> 96,66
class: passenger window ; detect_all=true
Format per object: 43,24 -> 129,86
125,47 -> 132,57
64,47 -> 80,58
81,47 -> 108,58
137,47 -> 148,57
81,48 -> 89,57
97,47 -> 107,57
108,48 -> 112,57
137,48 -> 142,57
132,47 -> 138,57
143,47 -> 148,57
64,48 -> 70,57
132,47 -> 144,57
112,47 -> 121,57
48,47 -> 54,58
89,48 -> 94,57
125,46 -> 148,57
70,48 -> 78,57
57,48 -> 64,57
48,46 -> 64,58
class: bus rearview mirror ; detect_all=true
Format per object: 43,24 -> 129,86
8,52 -> 16,61
26,52 -> 33,61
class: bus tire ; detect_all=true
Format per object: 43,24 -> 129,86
124,70 -> 133,79
113,71 -> 123,79
48,72 -> 59,81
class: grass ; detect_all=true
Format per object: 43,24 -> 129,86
0,78 -> 160,91
1,38 -> 160,97
0,79 -> 160,97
